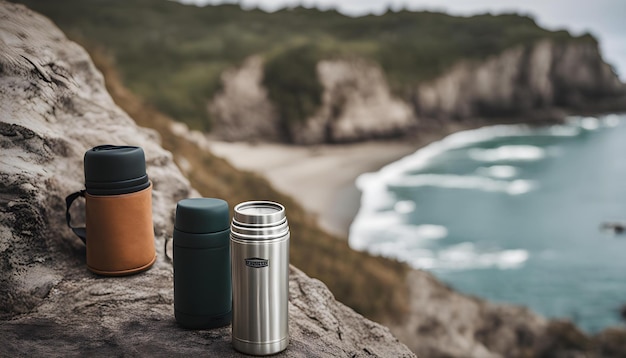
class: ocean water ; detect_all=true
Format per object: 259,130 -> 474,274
350,114 -> 626,332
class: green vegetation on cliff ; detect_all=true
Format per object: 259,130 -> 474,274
263,43 -> 324,138
15,0 -> 591,131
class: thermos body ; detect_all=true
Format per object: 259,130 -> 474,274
84,186 -> 155,275
231,201 -> 290,355
173,198 -> 232,329
81,145 -> 156,276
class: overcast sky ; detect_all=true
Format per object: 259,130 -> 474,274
178,0 -> 626,80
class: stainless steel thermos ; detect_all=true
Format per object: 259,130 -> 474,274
231,201 -> 290,355
173,198 -> 232,329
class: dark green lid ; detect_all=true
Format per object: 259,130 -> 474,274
175,198 -> 229,234
84,145 -> 148,193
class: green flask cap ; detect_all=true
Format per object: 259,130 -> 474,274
175,198 -> 229,234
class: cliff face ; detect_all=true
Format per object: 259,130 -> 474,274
414,39 -> 626,120
211,40 -> 626,144
209,55 -> 281,141
210,56 -> 416,144
291,58 -> 416,144
0,2 -> 414,356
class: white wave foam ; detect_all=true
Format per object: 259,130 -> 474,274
430,243 -> 529,270
362,224 -> 448,268
349,210 -> 402,251
348,118 -> 620,272
392,224 -> 448,242
468,145 -> 545,162
365,239 -> 529,271
580,116 -> 600,131
389,174 -> 536,195
350,123 -> 541,254
603,114 -> 622,128
367,240 -> 409,258
394,200 -> 416,214
547,125 -> 581,137
351,220 -> 447,249
475,165 -> 518,179
506,180 -> 536,195
567,115 -> 625,131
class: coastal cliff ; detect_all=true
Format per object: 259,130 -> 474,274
0,3 -> 414,356
211,39 -> 626,144
14,0 -> 626,145
211,56 -> 417,144
414,39 -> 626,121
209,55 -> 281,142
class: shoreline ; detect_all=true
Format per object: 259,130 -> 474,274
205,117 -> 573,239
207,140 -> 419,238
206,121 -> 496,239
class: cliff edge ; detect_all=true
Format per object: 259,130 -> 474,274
0,2 -> 414,356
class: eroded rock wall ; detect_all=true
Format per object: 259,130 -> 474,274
210,40 -> 625,144
209,55 -> 281,141
414,40 -> 626,120
291,58 -> 416,144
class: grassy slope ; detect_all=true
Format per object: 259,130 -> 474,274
88,48 -> 410,323
16,0 -> 592,131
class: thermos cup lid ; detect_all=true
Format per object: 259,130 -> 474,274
84,145 -> 149,193
231,201 -> 289,240
175,198 -> 229,234
233,201 -> 285,225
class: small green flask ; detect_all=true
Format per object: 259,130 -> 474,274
173,198 -> 231,329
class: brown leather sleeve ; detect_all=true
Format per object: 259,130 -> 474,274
85,184 -> 156,276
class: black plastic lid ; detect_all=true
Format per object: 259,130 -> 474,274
84,145 -> 149,192
175,198 -> 229,234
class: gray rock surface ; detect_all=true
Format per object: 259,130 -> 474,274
0,2 -> 414,356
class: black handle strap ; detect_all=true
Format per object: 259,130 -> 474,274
65,190 -> 87,244
164,237 -> 173,263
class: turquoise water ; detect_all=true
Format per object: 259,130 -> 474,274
350,114 -> 626,332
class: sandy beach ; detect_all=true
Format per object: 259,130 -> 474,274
207,140 -> 419,238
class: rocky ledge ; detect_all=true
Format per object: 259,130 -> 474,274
0,2 -> 413,356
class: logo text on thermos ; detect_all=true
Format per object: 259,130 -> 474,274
245,258 -> 269,268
